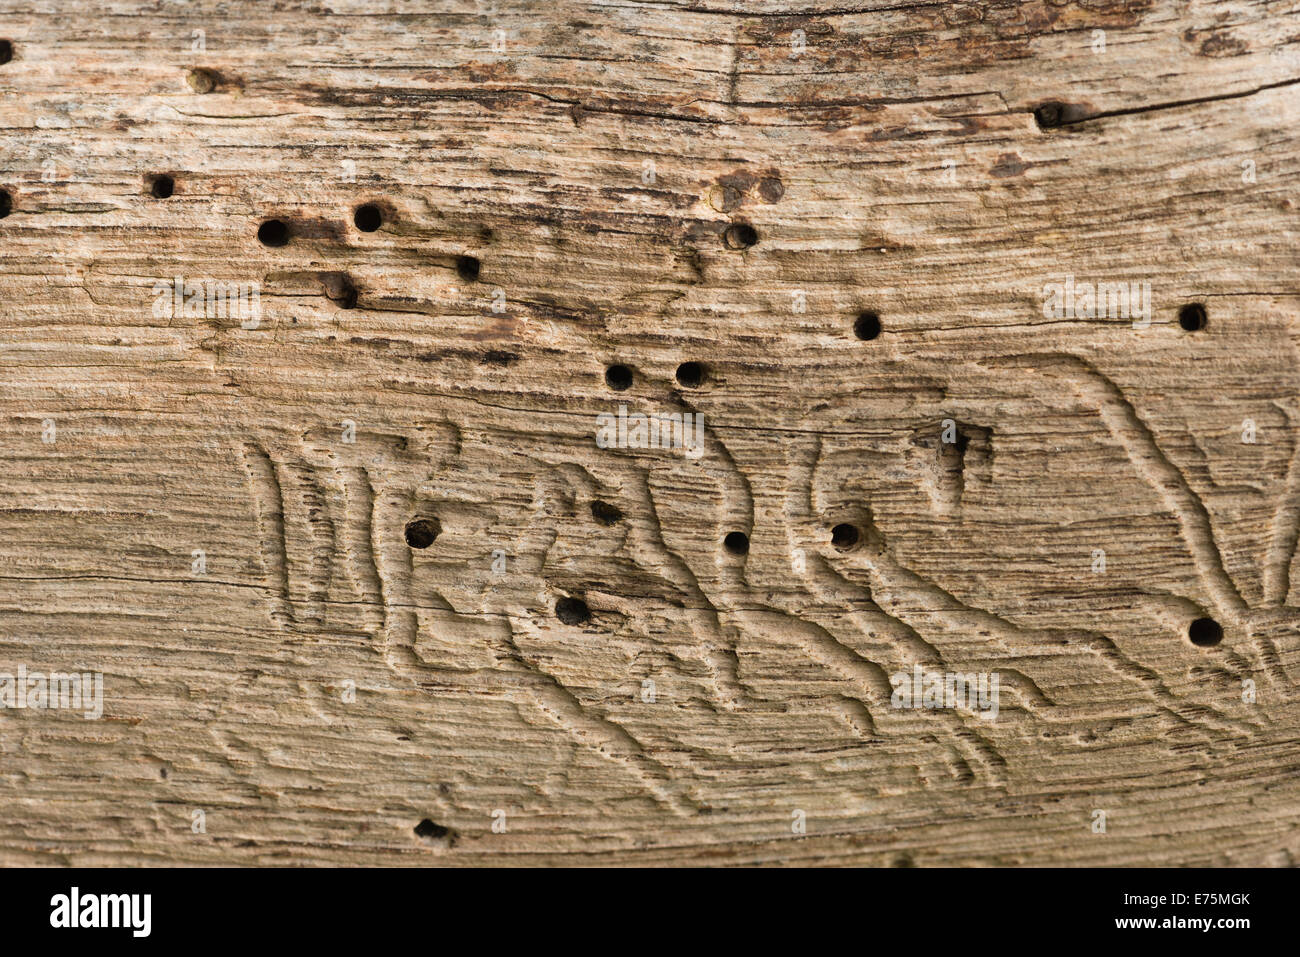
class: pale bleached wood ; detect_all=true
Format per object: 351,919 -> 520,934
0,0 -> 1298,865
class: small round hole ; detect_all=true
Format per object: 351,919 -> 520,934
555,596 -> 590,625
605,364 -> 633,391
831,523 -> 860,551
723,531 -> 750,556
854,311 -> 882,341
257,219 -> 289,247
1178,303 -> 1207,332
456,255 -> 481,282
353,203 -> 382,232
414,819 -> 450,839
404,518 -> 440,549
1034,102 -> 1064,129
724,222 -> 758,249
150,174 -> 175,199
186,68 -> 218,94
0,40 -> 14,65
0,189 -> 11,219
591,500 -> 623,526
1188,617 -> 1223,647
675,361 -> 707,388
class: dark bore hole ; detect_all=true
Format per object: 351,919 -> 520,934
353,203 -> 382,232
187,68 -> 218,93
414,819 -> 450,840
591,500 -> 623,526
323,272 -> 358,309
675,361 -> 707,388
1034,102 -> 1065,129
605,364 -> 633,391
1188,617 -> 1223,647
1179,303 -> 1207,332
404,518 -> 440,549
725,222 -> 758,249
831,523 -> 861,551
723,531 -> 750,556
257,219 -> 289,247
150,174 -> 175,199
325,274 -> 361,308
0,189 -> 11,219
555,596 -> 590,625
854,311 -> 882,341
456,255 -> 481,282
0,40 -> 13,65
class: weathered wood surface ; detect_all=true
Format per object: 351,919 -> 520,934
0,0 -> 1298,865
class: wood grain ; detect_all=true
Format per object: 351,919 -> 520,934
0,0 -> 1298,865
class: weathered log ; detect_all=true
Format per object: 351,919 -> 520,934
0,0 -> 1297,865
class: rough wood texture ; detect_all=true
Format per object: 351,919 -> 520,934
1,0 -> 1298,866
